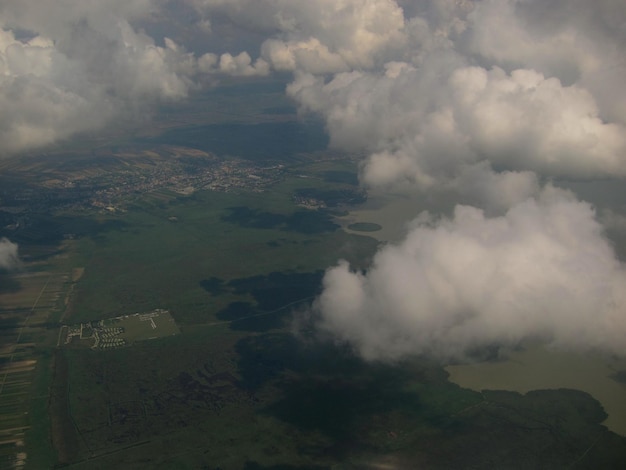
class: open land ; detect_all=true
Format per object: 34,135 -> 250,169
346,222 -> 382,233
1,80 -> 626,469
0,244 -> 74,469
63,309 -> 180,350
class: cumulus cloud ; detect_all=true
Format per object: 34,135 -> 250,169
448,66 -> 626,177
316,188 -> 626,361
0,238 -> 20,271
0,0 -> 198,155
272,0 -> 626,189
191,0 -> 407,73
302,1 -> 626,361
289,63 -> 626,192
184,1 -> 626,361
3,0 -> 626,362
198,50 -> 269,76
3,0 -> 624,163
600,209 -> 626,234
0,0 -> 195,101
0,27 -> 113,154
465,0 -> 626,123
0,0 -> 271,156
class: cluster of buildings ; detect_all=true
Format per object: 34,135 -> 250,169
69,158 -> 284,211
91,327 -> 126,350
64,322 -> 127,350
0,151 -> 286,223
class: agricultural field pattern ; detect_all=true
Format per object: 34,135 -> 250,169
0,80 -> 625,470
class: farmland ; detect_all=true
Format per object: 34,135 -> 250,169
42,168 -> 626,468
1,80 -> 625,469
0,243 -> 74,469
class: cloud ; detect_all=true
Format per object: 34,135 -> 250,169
0,0 -> 199,155
272,2 -> 626,361
288,63 -> 626,194
0,0 -> 270,156
191,0 -> 407,73
448,66 -> 626,177
0,238 -> 20,271
0,27 -> 113,154
2,0 -> 626,363
272,0 -> 626,195
465,0 -> 626,124
0,1 -> 192,102
600,209 -> 626,234
316,187 -> 626,361
2,0 -> 624,161
198,50 -> 269,76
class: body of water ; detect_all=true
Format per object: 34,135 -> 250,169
337,190 -> 429,242
340,191 -> 626,437
446,346 -> 626,436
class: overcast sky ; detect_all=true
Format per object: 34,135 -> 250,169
2,0 -> 626,360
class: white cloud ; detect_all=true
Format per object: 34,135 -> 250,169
448,66 -> 626,178
0,238 -> 20,271
4,0 -> 623,166
316,188 -> 626,361
0,27 -> 112,154
2,0 -> 626,364
0,0 -> 269,156
199,51 -> 269,76
191,0 -> 407,73
289,62 -> 626,194
465,0 -> 626,124
0,1 -> 199,155
182,2 -> 626,362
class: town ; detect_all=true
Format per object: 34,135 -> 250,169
62,309 -> 180,350
0,146 -> 287,231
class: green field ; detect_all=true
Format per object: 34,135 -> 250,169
38,164 -> 625,468
347,222 -> 383,232
62,161 -> 378,327
0,244 -> 74,470
2,92 -> 626,468
109,310 -> 180,343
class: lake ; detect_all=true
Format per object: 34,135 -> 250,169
340,190 -> 626,436
446,346 -> 626,436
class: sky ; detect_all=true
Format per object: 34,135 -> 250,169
2,0 -> 626,360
